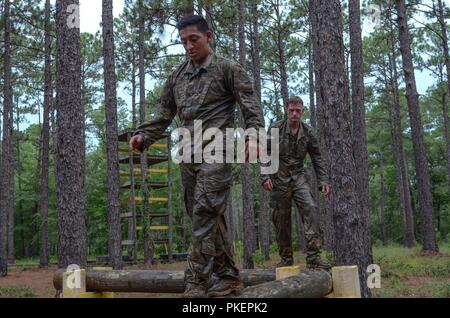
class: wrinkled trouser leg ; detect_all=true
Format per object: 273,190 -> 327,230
181,162 -> 239,285
270,181 -> 294,263
292,175 -> 321,260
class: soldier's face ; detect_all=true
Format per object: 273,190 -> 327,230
287,103 -> 304,124
179,25 -> 212,64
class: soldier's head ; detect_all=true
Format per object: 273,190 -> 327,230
286,96 -> 305,124
176,15 -> 212,65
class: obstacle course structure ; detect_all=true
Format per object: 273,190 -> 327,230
54,265 -> 362,298
117,129 -> 173,263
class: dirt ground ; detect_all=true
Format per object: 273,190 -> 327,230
0,261 -> 190,298
0,266 -> 57,298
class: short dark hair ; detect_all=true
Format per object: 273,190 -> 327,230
287,96 -> 304,107
176,14 -> 210,33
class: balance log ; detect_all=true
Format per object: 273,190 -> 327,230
238,269 -> 332,298
54,269 -> 275,293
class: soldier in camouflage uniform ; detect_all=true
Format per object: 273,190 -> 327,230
262,96 -> 331,270
130,15 -> 265,298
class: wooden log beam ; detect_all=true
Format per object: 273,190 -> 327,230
238,269 -> 332,298
54,269 -> 275,293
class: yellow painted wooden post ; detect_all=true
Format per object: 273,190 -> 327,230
331,265 -> 361,298
62,269 -> 86,298
62,267 -> 115,298
275,265 -> 302,280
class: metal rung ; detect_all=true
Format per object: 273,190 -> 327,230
119,168 -> 168,177
136,225 -> 169,231
151,143 -> 167,149
120,213 -> 134,218
121,240 -> 135,246
150,213 -> 169,218
120,197 -> 168,205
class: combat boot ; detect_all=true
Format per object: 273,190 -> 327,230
183,283 -> 208,298
275,258 -> 294,268
207,278 -> 244,297
306,256 -> 331,270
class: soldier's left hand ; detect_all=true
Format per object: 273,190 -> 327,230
245,138 -> 261,162
320,184 -> 331,196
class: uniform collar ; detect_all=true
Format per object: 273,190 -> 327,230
185,51 -> 215,75
285,120 -> 305,141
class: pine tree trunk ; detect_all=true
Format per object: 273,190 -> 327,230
273,1 -> 288,107
55,0 -> 87,269
310,0 -> 372,298
379,149 -> 387,245
226,192 -> 235,243
349,0 -> 372,263
239,0 -> 256,269
102,0 -> 122,270
1,0 -> 13,276
39,0 -> 52,268
308,27 -> 320,216
396,0 -> 437,252
309,0 -> 334,252
204,0 -> 215,50
251,0 -> 270,261
384,18 -> 416,247
8,101 -> 15,264
138,0 -> 151,263
436,0 -> 450,188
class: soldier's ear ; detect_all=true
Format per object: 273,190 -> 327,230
206,30 -> 213,43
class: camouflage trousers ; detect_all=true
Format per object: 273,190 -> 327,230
181,162 -> 239,286
270,174 -> 322,263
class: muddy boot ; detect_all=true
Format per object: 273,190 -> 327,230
275,258 -> 294,268
183,283 -> 208,298
207,278 -> 244,297
306,256 -> 331,271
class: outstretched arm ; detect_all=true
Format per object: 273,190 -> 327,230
130,76 -> 177,153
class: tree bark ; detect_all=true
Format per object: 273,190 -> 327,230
102,0 -> 122,270
54,269 -> 276,293
273,0 -> 288,108
39,0 -> 52,268
251,0 -> 270,261
308,27 -> 320,217
309,1 -> 334,252
310,0 -> 372,298
396,0 -> 437,252
238,269 -> 332,298
226,190 -> 235,243
239,0 -> 256,269
436,0 -> 450,188
379,149 -> 387,245
55,0 -> 87,269
1,0 -> 13,276
384,17 -> 416,247
349,0 -> 372,262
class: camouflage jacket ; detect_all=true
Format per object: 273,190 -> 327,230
261,119 -> 329,188
134,52 -> 265,151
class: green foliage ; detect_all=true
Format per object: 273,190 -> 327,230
0,286 -> 36,298
252,249 -> 266,269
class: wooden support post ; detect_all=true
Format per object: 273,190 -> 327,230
62,267 -> 115,298
275,265 -> 302,280
62,269 -> 86,298
330,266 -> 361,298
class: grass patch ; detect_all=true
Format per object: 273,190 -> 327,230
0,285 -> 37,298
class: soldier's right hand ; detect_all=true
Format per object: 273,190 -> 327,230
262,179 -> 273,191
129,134 -> 144,154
